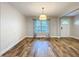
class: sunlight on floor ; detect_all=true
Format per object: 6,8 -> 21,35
29,40 -> 56,57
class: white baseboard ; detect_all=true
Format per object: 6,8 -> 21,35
50,36 -> 61,38
0,36 -> 26,56
51,36 -> 79,40
25,36 -> 33,38
50,36 -> 71,38
70,36 -> 79,40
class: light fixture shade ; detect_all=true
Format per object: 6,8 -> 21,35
39,14 -> 47,20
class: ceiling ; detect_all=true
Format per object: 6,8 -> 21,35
9,2 -> 79,17
65,8 -> 79,16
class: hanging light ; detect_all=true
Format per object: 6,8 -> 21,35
39,7 -> 47,20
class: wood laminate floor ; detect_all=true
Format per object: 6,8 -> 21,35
2,38 -> 79,57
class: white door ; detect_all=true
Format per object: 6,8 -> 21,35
60,18 -> 70,37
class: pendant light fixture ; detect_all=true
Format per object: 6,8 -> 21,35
39,7 -> 47,20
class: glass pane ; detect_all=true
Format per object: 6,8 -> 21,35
61,18 -> 69,25
74,20 -> 79,25
42,29 -> 48,33
41,21 -> 48,33
34,20 -> 40,33
35,27 -> 41,30
34,19 -> 48,33
41,20 -> 48,26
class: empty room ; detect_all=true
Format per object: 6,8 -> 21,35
0,2 -> 79,57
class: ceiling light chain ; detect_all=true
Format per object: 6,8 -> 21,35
39,7 -> 47,20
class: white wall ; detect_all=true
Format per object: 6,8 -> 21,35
25,17 -> 33,37
0,3 -> 26,55
71,15 -> 79,39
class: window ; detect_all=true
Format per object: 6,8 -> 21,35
61,18 -> 69,25
34,19 -> 48,33
74,20 -> 79,25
